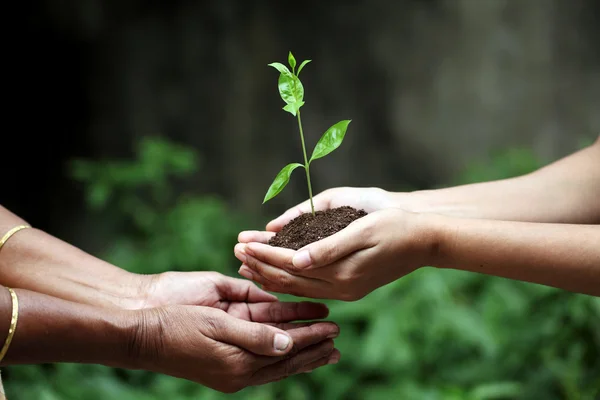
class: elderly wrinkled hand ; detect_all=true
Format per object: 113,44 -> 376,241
134,301 -> 340,393
126,271 -> 342,392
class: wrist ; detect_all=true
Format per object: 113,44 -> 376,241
3,288 -> 139,367
118,307 -> 164,370
116,272 -> 157,310
393,189 -> 477,219
409,211 -> 449,269
390,190 -> 434,213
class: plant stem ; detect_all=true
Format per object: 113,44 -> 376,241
296,110 -> 315,215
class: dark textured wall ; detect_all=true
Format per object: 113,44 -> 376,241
4,0 -> 599,245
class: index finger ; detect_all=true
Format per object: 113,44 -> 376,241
242,242 -> 297,272
238,231 -> 275,244
245,301 -> 330,323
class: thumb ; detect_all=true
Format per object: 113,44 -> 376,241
216,313 -> 293,356
291,218 -> 369,270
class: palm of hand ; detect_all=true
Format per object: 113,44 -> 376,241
145,271 -> 278,321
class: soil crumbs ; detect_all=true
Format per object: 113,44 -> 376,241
268,206 -> 367,250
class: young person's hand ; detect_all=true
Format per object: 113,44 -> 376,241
252,187 -> 399,234
236,206 -> 600,299
236,208 -> 435,300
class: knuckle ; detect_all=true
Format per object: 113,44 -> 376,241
201,311 -> 223,336
245,255 -> 259,269
251,325 -> 269,348
283,357 -> 302,376
284,260 -> 301,273
276,274 -> 294,289
222,350 -> 254,378
268,304 -> 285,322
336,270 -> 354,284
360,222 -> 376,241
285,344 -> 300,358
230,362 -> 251,378
320,244 -> 337,263
284,265 -> 299,274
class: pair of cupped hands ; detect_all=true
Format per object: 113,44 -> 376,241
152,188 -> 423,393
213,187 -> 429,388
235,187 -> 428,301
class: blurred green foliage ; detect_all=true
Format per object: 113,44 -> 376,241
5,138 -> 600,400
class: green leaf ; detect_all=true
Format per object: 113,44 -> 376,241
263,163 -> 304,203
89,183 -> 110,210
288,51 -> 296,72
282,101 -> 305,116
310,120 -> 351,163
268,62 -> 292,76
471,382 -> 522,399
297,59 -> 311,75
277,73 -> 304,109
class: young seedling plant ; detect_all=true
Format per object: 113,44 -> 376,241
263,51 -> 351,216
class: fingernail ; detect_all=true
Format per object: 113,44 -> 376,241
238,266 -> 253,280
328,354 -> 340,365
326,331 -> 339,339
235,252 -> 247,263
234,247 -> 247,263
292,250 -> 312,268
274,333 -> 291,351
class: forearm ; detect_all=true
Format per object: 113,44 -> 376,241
0,205 -> 146,309
0,286 -> 135,366
400,138 -> 600,224
428,215 -> 600,296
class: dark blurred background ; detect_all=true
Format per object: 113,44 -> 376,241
3,1 -> 599,399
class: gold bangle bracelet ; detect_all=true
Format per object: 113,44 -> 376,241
0,225 -> 31,252
0,288 -> 19,363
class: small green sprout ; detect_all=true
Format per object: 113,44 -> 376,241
263,51 -> 351,215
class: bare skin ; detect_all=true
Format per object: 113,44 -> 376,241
0,286 -> 339,393
236,136 -> 600,299
0,207 -> 341,392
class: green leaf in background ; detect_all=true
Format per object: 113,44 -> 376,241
470,382 -> 522,399
297,59 -> 311,75
310,120 -> 351,163
263,163 -> 304,203
14,139 -> 599,400
288,51 -> 296,72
